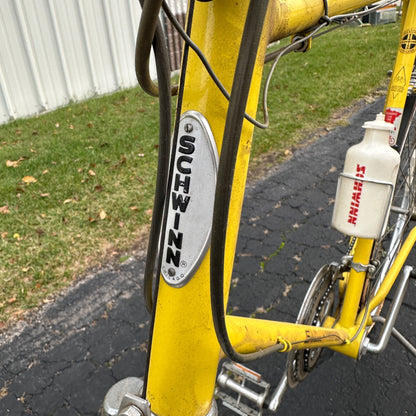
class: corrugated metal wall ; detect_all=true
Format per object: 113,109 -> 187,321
0,0 -> 159,125
163,0 -> 187,71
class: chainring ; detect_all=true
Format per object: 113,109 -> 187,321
286,264 -> 337,388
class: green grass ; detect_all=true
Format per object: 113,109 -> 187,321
0,22 -> 400,324
251,23 -> 400,166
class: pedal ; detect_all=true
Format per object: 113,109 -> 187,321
216,361 -> 270,416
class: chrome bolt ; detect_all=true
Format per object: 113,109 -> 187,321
118,405 -> 144,416
168,268 -> 176,277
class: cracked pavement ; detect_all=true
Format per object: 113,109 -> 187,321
1,97 -> 415,415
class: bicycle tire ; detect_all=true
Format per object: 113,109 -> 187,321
370,90 -> 416,309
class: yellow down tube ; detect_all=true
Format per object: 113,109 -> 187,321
145,3 -> 271,416
145,1 -> 380,416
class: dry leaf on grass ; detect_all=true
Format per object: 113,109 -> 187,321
22,176 -> 37,184
6,159 -> 21,168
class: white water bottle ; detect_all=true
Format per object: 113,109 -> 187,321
332,113 -> 399,239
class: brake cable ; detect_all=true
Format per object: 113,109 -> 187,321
141,0 -> 197,397
209,0 -> 288,362
137,0 -> 172,313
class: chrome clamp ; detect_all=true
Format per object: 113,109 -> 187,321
341,255 -> 377,278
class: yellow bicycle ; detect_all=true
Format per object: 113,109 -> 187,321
103,1 -> 416,415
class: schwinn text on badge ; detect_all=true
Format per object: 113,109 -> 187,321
161,111 -> 218,287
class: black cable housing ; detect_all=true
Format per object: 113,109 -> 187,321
141,0 -> 196,396
137,0 -> 172,396
136,0 -> 172,313
210,0 -> 284,362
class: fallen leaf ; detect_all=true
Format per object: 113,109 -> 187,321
1,232 -> 8,239
0,386 -> 8,399
139,342 -> 148,352
22,176 -> 37,184
12,309 -> 25,318
0,205 -> 10,214
42,169 -> 49,175
63,199 -> 75,204
7,297 -> 17,305
6,159 -> 20,168
88,169 -> 96,176
40,193 -> 50,198
99,210 -> 107,220
130,206 -> 139,211
69,124 -> 74,130
94,185 -> 103,193
283,284 -> 292,297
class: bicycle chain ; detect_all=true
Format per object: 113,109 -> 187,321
286,265 -> 336,388
303,280 -> 334,372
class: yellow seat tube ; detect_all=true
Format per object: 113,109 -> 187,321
384,0 -> 416,137
337,238 -> 373,328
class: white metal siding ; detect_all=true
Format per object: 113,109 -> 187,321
0,0 -> 157,125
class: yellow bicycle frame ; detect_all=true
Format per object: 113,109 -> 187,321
144,1 -> 416,416
329,0 -> 416,358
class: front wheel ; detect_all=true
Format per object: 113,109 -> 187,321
370,92 -> 416,306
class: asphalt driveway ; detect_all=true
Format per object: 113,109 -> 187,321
1,96 -> 415,416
